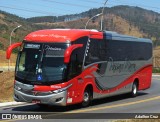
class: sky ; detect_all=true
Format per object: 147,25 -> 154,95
0,0 -> 160,18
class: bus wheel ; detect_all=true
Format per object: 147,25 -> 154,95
131,82 -> 138,97
81,88 -> 92,107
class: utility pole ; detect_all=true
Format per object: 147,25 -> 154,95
100,0 -> 109,31
8,25 -> 22,71
85,13 -> 102,29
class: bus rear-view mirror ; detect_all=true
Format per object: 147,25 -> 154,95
6,42 -> 22,59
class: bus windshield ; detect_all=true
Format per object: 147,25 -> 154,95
16,42 -> 69,85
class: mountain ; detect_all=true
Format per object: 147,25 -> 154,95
27,5 -> 160,42
0,10 -> 45,50
0,5 -> 160,51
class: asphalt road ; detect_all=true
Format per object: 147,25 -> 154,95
0,75 -> 160,120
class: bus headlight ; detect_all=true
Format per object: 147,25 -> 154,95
14,85 -> 22,91
52,84 -> 72,94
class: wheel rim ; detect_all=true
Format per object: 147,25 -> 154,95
83,92 -> 89,102
133,84 -> 137,95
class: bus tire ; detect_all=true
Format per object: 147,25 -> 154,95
131,82 -> 138,97
81,88 -> 92,107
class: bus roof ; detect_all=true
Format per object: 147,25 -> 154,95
24,29 -> 152,43
24,29 -> 102,43
104,31 -> 152,43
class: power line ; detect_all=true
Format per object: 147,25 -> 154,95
79,0 -> 104,4
1,0 -> 160,18
14,0 -> 76,13
0,5 -> 159,29
30,4 -> 80,14
41,0 -> 92,8
0,5 -> 61,16
112,0 -> 160,10
0,1 -> 160,26
78,0 -> 160,11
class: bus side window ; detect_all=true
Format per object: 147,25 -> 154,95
85,39 -> 100,65
67,50 -> 82,80
85,38 -> 107,65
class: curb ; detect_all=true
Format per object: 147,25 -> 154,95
0,102 -> 26,107
152,74 -> 160,76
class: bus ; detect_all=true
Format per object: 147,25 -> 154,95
6,29 -> 152,107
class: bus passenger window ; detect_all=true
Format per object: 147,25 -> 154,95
85,39 -> 107,65
67,52 -> 82,80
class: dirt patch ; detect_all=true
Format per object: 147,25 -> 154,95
0,14 -> 5,19
0,71 -> 14,102
0,50 -> 16,66
153,47 -> 160,57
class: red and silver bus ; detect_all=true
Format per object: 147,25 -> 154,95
6,29 -> 152,107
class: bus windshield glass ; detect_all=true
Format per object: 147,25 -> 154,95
16,42 -> 69,85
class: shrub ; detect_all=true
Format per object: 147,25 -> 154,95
153,68 -> 160,73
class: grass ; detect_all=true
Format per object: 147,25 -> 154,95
0,50 -> 16,66
0,71 -> 14,102
153,68 -> 160,73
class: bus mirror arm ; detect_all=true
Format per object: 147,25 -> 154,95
6,42 -> 22,59
64,44 -> 83,63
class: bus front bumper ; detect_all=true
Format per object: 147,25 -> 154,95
14,89 -> 67,106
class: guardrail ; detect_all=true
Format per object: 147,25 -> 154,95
0,66 -> 15,72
